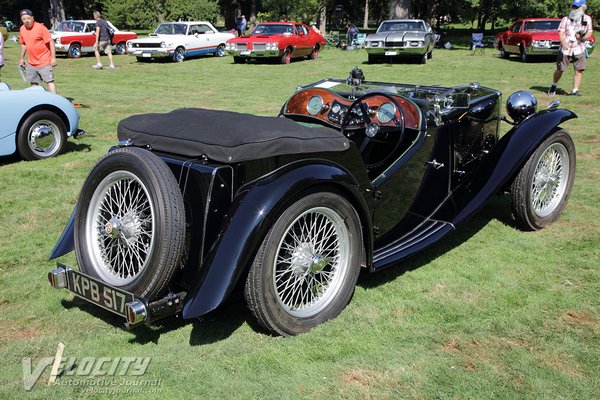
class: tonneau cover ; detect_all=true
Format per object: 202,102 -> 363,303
117,108 -> 349,163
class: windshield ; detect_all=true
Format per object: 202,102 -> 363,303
154,23 -> 188,35
55,21 -> 86,33
252,24 -> 295,35
378,21 -> 424,33
524,20 -> 560,31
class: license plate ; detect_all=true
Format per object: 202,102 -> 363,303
240,50 -> 251,55
142,53 -> 151,58
385,50 -> 398,56
65,269 -> 135,317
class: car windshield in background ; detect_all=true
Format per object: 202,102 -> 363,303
378,21 -> 424,32
55,21 -> 86,32
154,23 -> 188,35
253,24 -> 294,35
524,20 -> 560,31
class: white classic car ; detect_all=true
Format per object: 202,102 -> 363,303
126,21 -> 235,62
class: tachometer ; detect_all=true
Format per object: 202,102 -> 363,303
377,102 -> 396,124
307,96 -> 324,115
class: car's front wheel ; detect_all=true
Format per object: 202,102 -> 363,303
519,45 -> 529,62
245,191 -> 362,336
280,48 -> 291,64
115,42 -> 127,55
17,110 -> 67,160
74,147 -> 186,299
173,47 -> 185,62
510,130 -> 576,230
498,43 -> 509,58
67,43 -> 81,58
214,44 -> 225,57
420,53 -> 427,64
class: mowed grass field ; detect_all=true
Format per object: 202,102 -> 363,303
0,35 -> 599,399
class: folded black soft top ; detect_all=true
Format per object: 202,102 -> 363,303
117,108 -> 350,163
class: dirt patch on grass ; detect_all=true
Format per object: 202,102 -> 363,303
561,310 -> 600,333
0,320 -> 40,341
537,352 -> 585,379
339,368 -> 379,388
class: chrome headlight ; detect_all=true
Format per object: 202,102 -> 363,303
267,42 -> 278,50
160,42 -> 166,48
506,91 -> 537,123
126,41 -> 132,48
54,38 -> 61,45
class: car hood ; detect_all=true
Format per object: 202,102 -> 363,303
230,33 -> 291,43
366,31 -> 428,41
525,31 -> 559,40
129,34 -> 182,43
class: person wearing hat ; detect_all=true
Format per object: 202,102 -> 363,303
18,9 -> 57,93
548,0 -> 593,96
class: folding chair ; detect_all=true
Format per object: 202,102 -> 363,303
323,30 -> 340,47
471,33 -> 485,55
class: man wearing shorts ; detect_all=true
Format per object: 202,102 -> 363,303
548,0 -> 593,96
18,9 -> 57,93
92,11 -> 115,70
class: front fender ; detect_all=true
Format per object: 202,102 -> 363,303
447,108 -> 576,225
49,209 -> 76,259
182,161 -> 372,319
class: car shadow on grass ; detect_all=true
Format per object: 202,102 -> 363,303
0,142 -> 92,165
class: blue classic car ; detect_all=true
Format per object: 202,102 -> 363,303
0,83 -> 83,160
48,69 -> 575,336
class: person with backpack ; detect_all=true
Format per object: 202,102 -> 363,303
548,0 -> 593,96
92,11 -> 115,70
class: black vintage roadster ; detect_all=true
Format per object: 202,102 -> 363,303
48,69 -> 576,336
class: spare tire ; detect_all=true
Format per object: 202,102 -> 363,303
74,147 -> 186,299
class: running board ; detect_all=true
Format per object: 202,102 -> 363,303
373,220 -> 454,269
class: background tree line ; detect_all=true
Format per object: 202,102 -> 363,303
1,0 -> 598,32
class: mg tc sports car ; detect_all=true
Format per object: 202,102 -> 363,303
51,19 -> 137,58
48,68 -> 576,336
364,19 -> 435,64
126,21 -> 235,62
225,22 -> 326,64
494,18 -> 595,62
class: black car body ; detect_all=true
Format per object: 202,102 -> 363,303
49,69 -> 576,336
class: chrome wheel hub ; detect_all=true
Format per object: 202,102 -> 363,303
531,143 -> 569,218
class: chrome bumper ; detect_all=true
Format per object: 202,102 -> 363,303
227,50 -> 281,58
365,47 -> 426,57
127,49 -> 172,58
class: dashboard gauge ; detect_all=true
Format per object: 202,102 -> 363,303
377,102 -> 396,124
307,96 -> 324,115
331,104 -> 341,113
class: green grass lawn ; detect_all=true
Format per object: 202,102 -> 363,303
1,37 -> 599,399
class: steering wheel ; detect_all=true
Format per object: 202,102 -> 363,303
340,92 -> 406,169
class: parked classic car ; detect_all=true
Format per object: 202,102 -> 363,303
225,22 -> 326,64
364,19 -> 435,64
494,18 -> 596,62
0,83 -> 83,160
51,19 -> 137,58
126,21 -> 235,62
48,68 -> 576,336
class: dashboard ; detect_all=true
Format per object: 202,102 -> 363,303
282,88 -> 422,131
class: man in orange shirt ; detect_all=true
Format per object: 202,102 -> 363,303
18,9 -> 57,93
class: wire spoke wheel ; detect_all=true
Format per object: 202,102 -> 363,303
530,143 -> 569,218
86,171 -> 155,286
245,191 -> 361,336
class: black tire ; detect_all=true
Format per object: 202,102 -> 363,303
519,45 -> 528,62
499,43 -> 509,59
74,147 -> 186,299
17,110 -> 67,160
245,191 -> 362,336
420,53 -> 427,64
280,48 -> 291,64
427,51 -> 433,59
309,46 -> 319,60
368,54 -> 377,64
115,42 -> 127,55
510,130 -> 575,231
214,44 -> 225,57
173,47 -> 185,62
233,56 -> 244,64
67,43 -> 81,59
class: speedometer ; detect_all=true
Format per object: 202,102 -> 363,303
377,102 -> 396,124
306,96 -> 324,115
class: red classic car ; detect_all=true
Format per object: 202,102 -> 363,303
225,22 -> 326,64
51,19 -> 138,58
494,18 -> 595,62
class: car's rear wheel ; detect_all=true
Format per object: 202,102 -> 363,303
309,46 -> 319,60
280,48 -> 291,64
173,47 -> 185,62
510,130 -> 575,231
67,43 -> 81,59
245,191 -> 362,336
74,147 -> 186,299
115,42 -> 127,55
214,44 -> 225,57
17,110 -> 67,160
